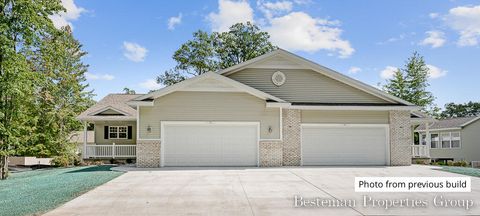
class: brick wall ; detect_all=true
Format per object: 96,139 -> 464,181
282,109 -> 301,166
259,141 -> 283,167
389,111 -> 412,166
136,140 -> 161,168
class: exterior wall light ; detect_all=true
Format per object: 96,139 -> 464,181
147,125 -> 152,133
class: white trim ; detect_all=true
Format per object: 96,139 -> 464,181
137,139 -> 161,141
108,126 -> 128,139
218,49 -> 414,106
127,100 -> 154,107
160,121 -> 260,167
83,121 -> 88,159
300,123 -> 390,166
266,102 -> 291,108
290,105 -> 418,111
88,106 -> 130,116
78,116 -> 137,121
135,72 -> 285,102
136,105 -> 140,140
415,127 -> 462,132
460,116 -> 480,127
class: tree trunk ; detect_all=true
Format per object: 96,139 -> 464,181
0,156 -> 8,180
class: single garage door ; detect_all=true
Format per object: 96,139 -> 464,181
301,124 -> 389,165
162,122 -> 258,166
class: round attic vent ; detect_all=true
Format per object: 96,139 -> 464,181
272,71 -> 286,86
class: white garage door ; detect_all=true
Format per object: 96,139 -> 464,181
301,124 -> 389,166
162,122 -> 258,167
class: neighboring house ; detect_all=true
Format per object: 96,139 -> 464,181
78,49 -> 427,168
414,116 -> 480,163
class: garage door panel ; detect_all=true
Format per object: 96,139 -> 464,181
302,125 -> 388,165
163,123 -> 258,166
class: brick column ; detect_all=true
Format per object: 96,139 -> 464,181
259,141 -> 283,167
389,111 -> 412,166
282,109 -> 301,166
136,140 -> 161,168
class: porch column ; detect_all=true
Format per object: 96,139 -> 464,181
425,122 -> 430,157
83,121 -> 88,159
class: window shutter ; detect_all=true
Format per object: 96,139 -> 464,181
104,126 -> 109,139
128,126 -> 133,139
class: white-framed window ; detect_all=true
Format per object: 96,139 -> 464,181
451,132 -> 461,148
109,126 -> 128,139
441,132 -> 451,148
431,133 -> 439,149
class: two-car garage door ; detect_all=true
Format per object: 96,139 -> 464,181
162,122 -> 258,166
161,122 -> 389,166
301,124 -> 389,166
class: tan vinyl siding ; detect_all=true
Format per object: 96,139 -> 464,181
94,121 -> 136,145
301,110 -> 389,124
228,68 -> 391,103
428,120 -> 480,162
139,91 -> 280,140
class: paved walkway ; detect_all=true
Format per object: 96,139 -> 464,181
44,165 -> 480,216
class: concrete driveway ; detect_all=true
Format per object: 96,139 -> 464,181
45,165 -> 480,216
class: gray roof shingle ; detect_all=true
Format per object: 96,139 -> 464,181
77,94 -> 144,121
416,116 -> 478,130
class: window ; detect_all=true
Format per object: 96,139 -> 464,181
441,133 -> 451,148
451,132 -> 461,148
421,134 -> 426,145
109,126 -> 128,139
431,134 -> 439,149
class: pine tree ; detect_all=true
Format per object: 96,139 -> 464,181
383,52 -> 436,113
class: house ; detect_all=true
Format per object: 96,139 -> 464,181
69,130 -> 95,153
414,116 -> 480,163
77,49 -> 427,168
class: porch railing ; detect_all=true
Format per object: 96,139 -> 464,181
411,145 -> 430,158
85,144 -> 136,158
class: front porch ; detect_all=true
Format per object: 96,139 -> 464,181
81,120 -> 137,159
85,144 -> 136,158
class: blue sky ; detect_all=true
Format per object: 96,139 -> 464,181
54,0 -> 480,108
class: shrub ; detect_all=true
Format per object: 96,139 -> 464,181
453,160 -> 468,167
126,158 -> 133,164
447,160 -> 454,166
51,155 -> 71,167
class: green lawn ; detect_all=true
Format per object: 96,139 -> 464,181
441,166 -> 480,177
0,166 -> 123,216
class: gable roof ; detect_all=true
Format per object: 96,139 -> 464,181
415,116 -> 479,131
218,49 -> 415,106
133,72 -> 286,102
77,94 -> 143,121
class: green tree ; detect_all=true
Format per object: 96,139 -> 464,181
439,102 -> 480,118
123,87 -> 136,94
23,26 -> 93,159
157,22 -> 277,86
0,0 -> 64,179
383,52 -> 436,113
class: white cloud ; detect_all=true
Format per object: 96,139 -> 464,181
420,30 -> 446,48
380,66 -> 398,79
122,42 -> 148,62
207,0 -> 254,32
266,12 -> 354,58
445,5 -> 480,46
348,66 -> 361,74
168,13 -> 183,30
259,1 -> 293,19
427,64 -> 447,79
139,79 -> 162,90
49,0 -> 86,29
85,73 -> 115,81
429,13 -> 439,19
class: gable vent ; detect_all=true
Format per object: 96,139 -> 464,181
272,71 -> 286,86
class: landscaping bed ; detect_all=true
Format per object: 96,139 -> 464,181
0,166 -> 123,216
